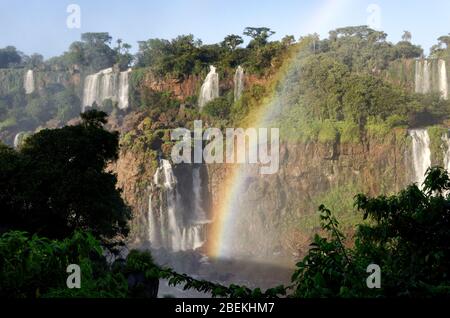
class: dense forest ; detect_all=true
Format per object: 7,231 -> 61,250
1,25 -> 450,298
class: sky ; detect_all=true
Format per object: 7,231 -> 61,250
0,0 -> 449,59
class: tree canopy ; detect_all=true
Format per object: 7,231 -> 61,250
0,110 -> 131,240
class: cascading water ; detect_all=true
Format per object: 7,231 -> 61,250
234,66 -> 245,102
82,67 -> 131,111
415,60 -> 431,94
82,72 -> 101,111
423,60 -> 431,93
24,70 -> 34,94
438,59 -> 448,100
415,59 -> 449,99
198,65 -> 219,108
409,129 -> 431,188
118,69 -> 131,109
13,132 -> 26,148
148,160 -> 208,252
415,60 -> 421,93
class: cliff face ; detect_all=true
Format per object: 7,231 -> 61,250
142,73 -> 201,101
138,69 -> 269,102
204,131 -> 412,263
113,114 -> 413,264
385,57 -> 450,98
0,65 -> 82,95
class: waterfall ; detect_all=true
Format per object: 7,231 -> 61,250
24,70 -> 35,94
192,167 -> 207,222
234,66 -> 245,102
100,68 -> 118,101
438,59 -> 448,100
148,160 -> 208,251
118,69 -> 131,109
415,59 -> 448,99
13,132 -> 26,148
415,60 -> 431,94
409,129 -> 431,188
415,60 -> 422,93
423,60 -> 431,93
198,65 -> 219,108
82,72 -> 101,111
82,67 -> 131,111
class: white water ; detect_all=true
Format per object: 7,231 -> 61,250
415,59 -> 448,100
82,67 -> 131,111
438,59 -> 448,100
414,60 -> 421,93
415,60 -> 431,94
148,160 -> 207,251
192,167 -> 207,222
13,132 -> 26,148
234,66 -> 245,102
409,129 -> 431,188
24,70 -> 34,94
198,65 -> 219,108
118,69 -> 131,109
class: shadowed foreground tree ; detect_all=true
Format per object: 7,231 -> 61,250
292,166 -> 450,297
0,110 -> 131,240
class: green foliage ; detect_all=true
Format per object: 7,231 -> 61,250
318,119 -> 338,143
244,27 -> 276,47
221,34 -> 244,51
231,84 -> 268,122
0,111 -> 131,240
0,230 -> 128,298
0,229 -> 288,299
292,205 -> 355,297
0,81 -> 81,144
203,96 -> 232,119
292,167 -> 450,297
392,41 -> 423,59
136,35 -> 204,78
338,120 -> 360,143
428,125 -> 448,165
140,89 -> 180,112
323,26 -> 422,72
129,68 -> 147,108
136,28 -> 289,79
0,46 -> 22,68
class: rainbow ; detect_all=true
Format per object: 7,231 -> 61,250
207,0 -> 353,258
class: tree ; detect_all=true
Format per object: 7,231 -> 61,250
393,40 -> 423,59
114,39 -> 133,70
0,110 -> 131,240
293,167 -> 450,297
81,32 -> 112,46
23,53 -> 44,68
69,32 -> 117,71
438,34 -> 450,49
281,35 -> 295,47
0,46 -> 22,68
203,96 -> 232,119
243,27 -> 275,47
222,34 -> 244,51
401,30 -> 412,42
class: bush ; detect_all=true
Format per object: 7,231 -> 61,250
0,230 -> 127,298
338,120 -> 360,143
292,167 -> 450,297
318,120 -> 338,143
203,96 -> 232,119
